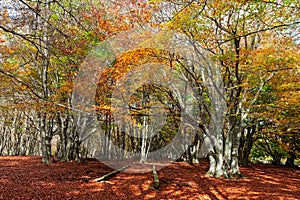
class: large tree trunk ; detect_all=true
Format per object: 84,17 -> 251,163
231,129 -> 241,176
57,112 -> 81,162
203,114 -> 243,178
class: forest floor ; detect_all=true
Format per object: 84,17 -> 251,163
0,156 -> 299,200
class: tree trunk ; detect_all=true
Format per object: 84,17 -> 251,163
239,123 -> 257,166
140,117 -> 148,163
285,153 -> 295,167
231,131 -> 241,176
40,113 -> 50,164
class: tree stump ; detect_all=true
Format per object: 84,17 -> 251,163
152,165 -> 159,190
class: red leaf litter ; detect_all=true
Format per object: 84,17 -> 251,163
0,156 -> 299,200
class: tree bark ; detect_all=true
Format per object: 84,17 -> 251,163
92,164 -> 130,182
40,113 -> 50,164
152,165 -> 159,189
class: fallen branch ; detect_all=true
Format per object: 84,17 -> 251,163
92,164 -> 131,182
152,165 -> 159,190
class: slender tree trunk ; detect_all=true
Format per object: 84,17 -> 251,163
140,117 -> 148,163
40,113 -> 50,164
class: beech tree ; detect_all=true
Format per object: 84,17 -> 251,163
0,0 -> 92,162
250,51 -> 300,166
0,0 -> 154,163
152,0 -> 300,177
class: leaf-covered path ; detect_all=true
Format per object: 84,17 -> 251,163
0,156 -> 299,199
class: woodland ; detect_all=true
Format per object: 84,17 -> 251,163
0,0 -> 299,199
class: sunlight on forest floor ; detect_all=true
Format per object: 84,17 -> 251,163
0,156 -> 299,199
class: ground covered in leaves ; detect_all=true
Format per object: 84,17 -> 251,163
0,156 -> 299,200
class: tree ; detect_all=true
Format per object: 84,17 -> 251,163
0,0 -> 92,162
250,48 -> 300,166
0,0 -> 155,163
154,0 -> 300,177
238,35 -> 300,166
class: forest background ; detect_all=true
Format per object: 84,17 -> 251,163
0,0 -> 299,178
